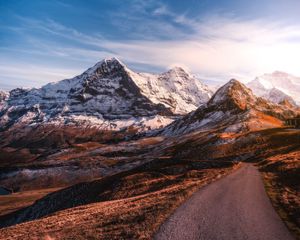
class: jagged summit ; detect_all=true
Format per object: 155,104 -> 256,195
1,58 -> 175,132
165,66 -> 189,75
0,58 -> 213,133
207,79 -> 298,116
161,67 -> 194,83
84,57 -> 126,76
208,79 -> 256,111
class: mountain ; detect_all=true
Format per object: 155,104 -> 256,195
0,91 -> 8,101
247,71 -> 300,105
162,79 -> 299,136
262,88 -> 297,106
1,77 -> 300,240
0,91 -> 8,111
132,66 -> 213,114
1,79 -> 299,239
0,58 -> 212,133
0,58 -> 214,166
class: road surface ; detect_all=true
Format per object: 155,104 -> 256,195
154,164 -> 295,240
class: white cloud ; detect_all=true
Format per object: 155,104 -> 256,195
2,11 -> 300,88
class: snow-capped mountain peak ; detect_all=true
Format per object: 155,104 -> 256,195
84,57 -> 126,76
165,66 -> 190,77
0,58 -> 214,133
263,88 -> 297,106
0,90 -> 8,112
247,71 -> 300,105
125,65 -> 213,115
161,67 -> 197,85
162,79 -> 299,136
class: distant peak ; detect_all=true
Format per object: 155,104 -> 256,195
259,71 -> 292,79
103,57 -> 124,64
228,78 -> 240,85
98,57 -> 125,68
171,66 -> 190,72
271,71 -> 288,76
164,66 -> 191,78
217,79 -> 246,91
169,66 -> 186,72
85,57 -> 126,75
208,79 -> 256,111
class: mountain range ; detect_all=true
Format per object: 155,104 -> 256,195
247,71 -> 300,105
162,79 -> 297,136
0,58 -> 300,239
0,58 -> 212,135
0,58 -> 299,164
0,59 -> 299,189
1,59 -> 299,138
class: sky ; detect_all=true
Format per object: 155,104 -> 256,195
1,0 -> 300,90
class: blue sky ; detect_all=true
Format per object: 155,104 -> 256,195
1,0 -> 300,90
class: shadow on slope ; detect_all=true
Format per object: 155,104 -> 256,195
0,158 -> 235,230
258,148 -> 300,238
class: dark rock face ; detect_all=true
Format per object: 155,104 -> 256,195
0,57 -> 214,139
67,59 -> 174,118
1,58 -> 173,128
0,58 -> 214,153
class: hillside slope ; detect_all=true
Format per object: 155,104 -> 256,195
163,79 -> 298,136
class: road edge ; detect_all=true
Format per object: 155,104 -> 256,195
152,161 -> 242,239
260,172 -> 300,240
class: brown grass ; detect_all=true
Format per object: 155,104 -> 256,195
258,150 -> 300,239
0,188 -> 61,217
0,159 -> 240,240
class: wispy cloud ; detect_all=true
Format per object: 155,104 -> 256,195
14,16 -> 107,47
1,0 -> 300,89
0,64 -> 79,89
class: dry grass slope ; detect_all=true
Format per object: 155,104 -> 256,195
0,158 -> 239,240
259,149 -> 300,239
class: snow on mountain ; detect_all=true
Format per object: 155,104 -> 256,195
0,91 -> 9,112
262,88 -> 297,106
0,90 -> 8,100
162,79 -> 299,136
0,58 -> 212,132
131,66 -> 213,114
247,71 -> 300,105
